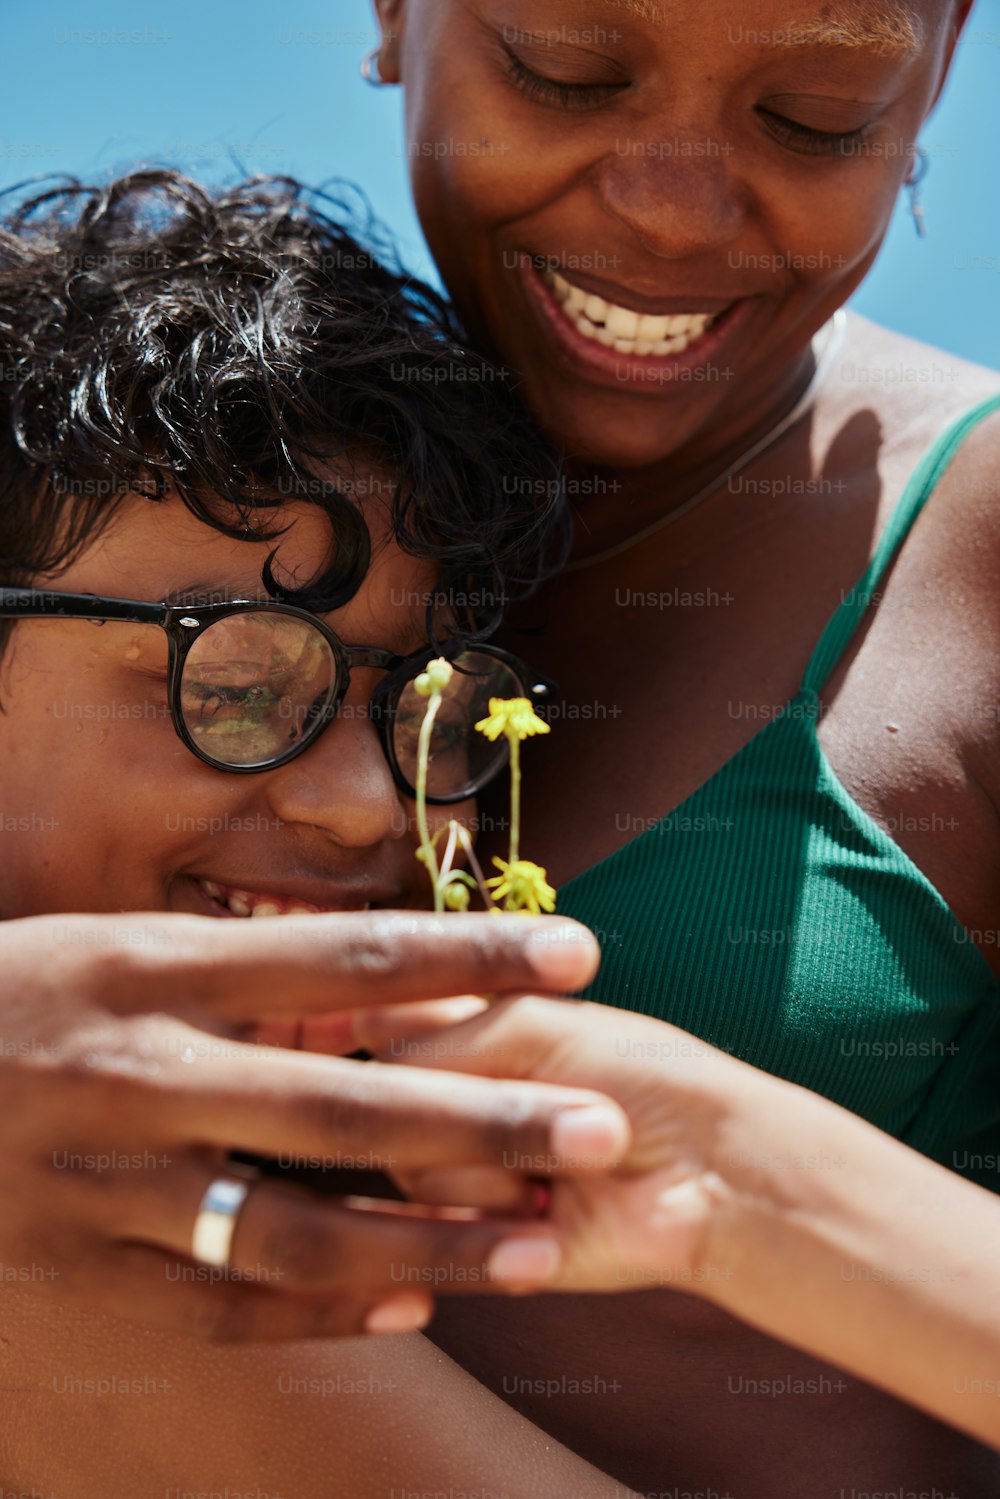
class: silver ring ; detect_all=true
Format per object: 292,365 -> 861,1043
191,1167 -> 258,1269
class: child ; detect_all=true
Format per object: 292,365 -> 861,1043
0,170 -> 629,1499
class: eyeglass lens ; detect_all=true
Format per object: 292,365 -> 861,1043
180,613 -> 525,795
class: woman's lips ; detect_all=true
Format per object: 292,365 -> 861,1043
520,261 -> 751,391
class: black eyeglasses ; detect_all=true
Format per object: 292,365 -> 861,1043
0,589 -> 556,803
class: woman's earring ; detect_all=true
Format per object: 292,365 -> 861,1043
905,148 -> 929,238
360,49 -> 390,87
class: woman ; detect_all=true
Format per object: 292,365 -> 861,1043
351,0 -> 1000,1493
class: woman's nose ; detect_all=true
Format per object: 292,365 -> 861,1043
595,129 -> 746,261
261,683 -> 406,848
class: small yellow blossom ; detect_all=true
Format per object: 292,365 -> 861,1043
475,696 -> 551,743
443,882 -> 471,912
414,657 -> 455,698
486,857 -> 557,916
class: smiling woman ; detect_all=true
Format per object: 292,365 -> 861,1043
355,0 -> 1000,1494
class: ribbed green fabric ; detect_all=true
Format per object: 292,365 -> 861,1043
559,395 -> 1000,1191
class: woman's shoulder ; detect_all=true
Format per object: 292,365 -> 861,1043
838,311 -> 1000,427
833,312 -> 1000,532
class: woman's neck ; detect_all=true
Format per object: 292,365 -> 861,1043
562,333 -> 826,565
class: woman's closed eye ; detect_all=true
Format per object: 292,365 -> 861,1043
501,41 -> 882,160
756,107 -> 876,157
500,43 -> 630,111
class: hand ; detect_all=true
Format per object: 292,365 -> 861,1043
374,993 -> 778,1294
0,913 -> 630,1340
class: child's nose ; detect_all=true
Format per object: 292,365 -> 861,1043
260,676 -> 406,849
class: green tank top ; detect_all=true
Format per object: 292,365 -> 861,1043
557,395 -> 1000,1192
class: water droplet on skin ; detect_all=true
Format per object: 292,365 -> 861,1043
97,727 -> 108,745
180,1046 -> 195,1065
124,644 -> 140,661
886,723 -> 899,734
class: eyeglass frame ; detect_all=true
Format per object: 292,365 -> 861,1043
0,588 -> 556,803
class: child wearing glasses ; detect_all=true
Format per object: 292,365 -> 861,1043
0,171 -> 560,922
0,170 -> 634,1499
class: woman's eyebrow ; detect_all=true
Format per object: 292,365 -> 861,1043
596,0 -> 924,56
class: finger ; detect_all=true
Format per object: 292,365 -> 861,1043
48,912 -> 599,1019
376,994 -> 589,1081
158,1041 -> 631,1175
140,1172 -> 555,1293
95,1242 -> 435,1342
246,998 -> 489,1057
350,997 -> 489,1055
394,1167 -> 545,1215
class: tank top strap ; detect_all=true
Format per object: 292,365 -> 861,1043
800,393 -> 1000,698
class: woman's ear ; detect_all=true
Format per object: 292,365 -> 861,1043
370,0 -> 406,83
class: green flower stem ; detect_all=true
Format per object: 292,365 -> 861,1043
415,690 -> 444,912
507,731 -> 521,866
452,824 -> 494,909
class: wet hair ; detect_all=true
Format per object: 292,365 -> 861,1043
0,169 -> 567,665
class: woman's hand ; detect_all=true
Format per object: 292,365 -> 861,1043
0,913 -> 632,1341
369,992 -> 830,1291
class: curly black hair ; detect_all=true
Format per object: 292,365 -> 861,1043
0,169 -> 567,664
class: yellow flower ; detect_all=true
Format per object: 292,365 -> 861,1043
486,857 -> 557,916
475,696 -> 551,743
414,657 -> 454,698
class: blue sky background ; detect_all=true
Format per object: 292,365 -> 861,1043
4,0 -> 998,368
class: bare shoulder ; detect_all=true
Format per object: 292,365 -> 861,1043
833,311 -> 1000,540
831,314 -> 1000,801
837,311 -> 1000,428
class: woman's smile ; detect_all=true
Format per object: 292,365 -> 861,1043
521,258 -> 752,390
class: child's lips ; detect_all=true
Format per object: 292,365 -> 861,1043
191,876 -> 396,918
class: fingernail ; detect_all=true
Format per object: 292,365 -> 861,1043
550,1104 -> 628,1165
488,1235 -> 562,1282
364,1295 -> 432,1335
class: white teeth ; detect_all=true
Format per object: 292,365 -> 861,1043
605,305 -> 641,339
543,269 -> 717,358
199,878 -> 376,918
637,313 -> 670,342
250,901 -> 282,919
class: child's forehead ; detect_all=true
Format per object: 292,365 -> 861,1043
49,488 -> 439,650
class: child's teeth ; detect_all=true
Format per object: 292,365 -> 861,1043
250,901 -> 282,919
543,270 -> 717,356
228,894 -> 253,916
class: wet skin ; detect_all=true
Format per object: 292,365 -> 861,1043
372,0 -> 1000,1492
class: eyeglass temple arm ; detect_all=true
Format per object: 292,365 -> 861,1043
0,590 -> 167,624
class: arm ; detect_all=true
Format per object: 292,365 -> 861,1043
376,994 -> 1000,1451
701,1073 -> 1000,1450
